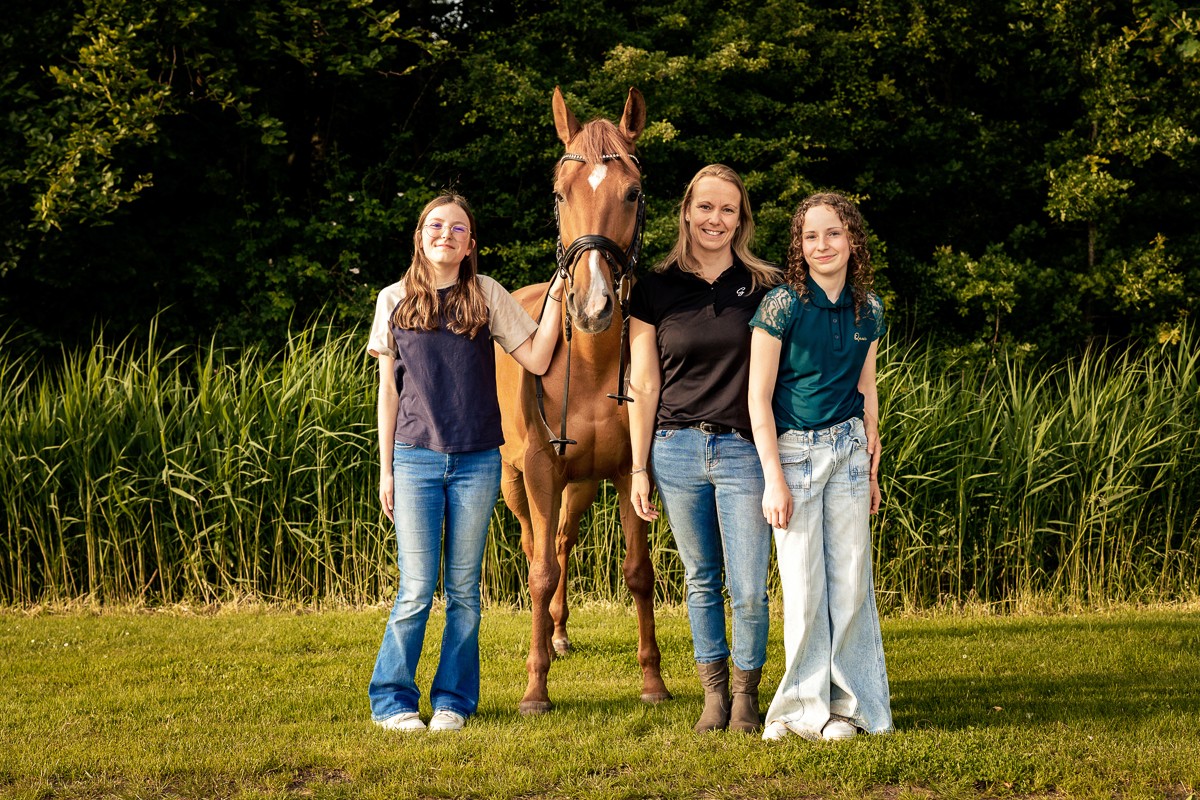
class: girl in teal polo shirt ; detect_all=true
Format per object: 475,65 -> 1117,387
747,192 -> 894,742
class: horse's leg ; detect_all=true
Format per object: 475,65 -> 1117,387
614,474 -> 673,703
501,461 -> 534,561
517,450 -> 563,715
551,479 -> 600,655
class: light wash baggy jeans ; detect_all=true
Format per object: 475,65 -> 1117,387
764,417 -> 893,737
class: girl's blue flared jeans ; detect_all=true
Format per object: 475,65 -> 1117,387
368,442 -> 501,721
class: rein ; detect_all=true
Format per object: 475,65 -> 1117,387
536,151 -> 647,455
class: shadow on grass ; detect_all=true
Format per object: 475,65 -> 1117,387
886,614 -> 1200,732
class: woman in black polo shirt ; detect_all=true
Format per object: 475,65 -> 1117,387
747,191 -> 893,742
365,193 -> 563,733
628,164 -> 781,734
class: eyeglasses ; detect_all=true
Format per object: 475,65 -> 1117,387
423,221 -> 470,239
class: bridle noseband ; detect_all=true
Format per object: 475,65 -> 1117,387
536,151 -> 647,454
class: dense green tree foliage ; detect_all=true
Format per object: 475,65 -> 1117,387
1,0 -> 1196,356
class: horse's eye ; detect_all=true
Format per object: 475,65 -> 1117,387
625,186 -> 642,203
554,191 -> 566,204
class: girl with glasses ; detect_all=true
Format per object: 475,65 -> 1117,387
366,193 -> 563,733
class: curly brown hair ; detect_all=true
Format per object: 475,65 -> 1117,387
784,192 -> 875,322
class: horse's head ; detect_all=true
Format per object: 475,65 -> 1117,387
552,87 -> 646,335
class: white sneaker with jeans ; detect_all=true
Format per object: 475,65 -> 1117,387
375,711 -> 425,732
429,709 -> 466,732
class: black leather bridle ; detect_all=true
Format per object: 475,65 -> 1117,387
536,151 -> 647,454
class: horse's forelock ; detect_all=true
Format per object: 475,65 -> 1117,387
556,118 -> 639,182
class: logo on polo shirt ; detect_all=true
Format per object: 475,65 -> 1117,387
737,286 -> 748,296
854,333 -> 868,341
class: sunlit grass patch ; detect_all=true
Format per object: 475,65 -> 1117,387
1,604 -> 1197,799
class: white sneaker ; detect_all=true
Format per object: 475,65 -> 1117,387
428,709 -> 466,732
375,712 -> 425,732
762,720 -> 791,741
821,718 -> 858,741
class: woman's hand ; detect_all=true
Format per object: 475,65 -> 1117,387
631,471 -> 659,522
380,471 -> 395,522
868,476 -> 881,515
762,477 -> 792,530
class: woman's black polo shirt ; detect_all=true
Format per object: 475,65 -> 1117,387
629,259 -> 766,434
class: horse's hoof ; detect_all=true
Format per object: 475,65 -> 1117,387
552,637 -> 571,655
640,690 -> 673,704
519,699 -> 554,716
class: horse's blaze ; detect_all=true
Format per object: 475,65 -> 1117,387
580,254 -> 612,322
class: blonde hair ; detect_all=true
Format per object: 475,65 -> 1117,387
656,164 -> 779,289
391,194 -> 489,338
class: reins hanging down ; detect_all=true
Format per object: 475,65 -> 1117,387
535,152 -> 648,455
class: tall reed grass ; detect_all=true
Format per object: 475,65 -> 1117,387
876,336 -> 1200,609
2,324 -> 1197,607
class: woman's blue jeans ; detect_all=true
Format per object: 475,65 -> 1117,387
651,427 -> 771,670
368,442 -> 501,721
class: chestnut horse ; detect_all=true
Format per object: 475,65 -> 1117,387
496,87 -> 671,714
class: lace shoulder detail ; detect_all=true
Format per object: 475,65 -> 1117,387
749,285 -> 797,338
866,292 -> 887,340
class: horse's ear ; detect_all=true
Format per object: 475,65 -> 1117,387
618,87 -> 646,143
552,86 -> 582,147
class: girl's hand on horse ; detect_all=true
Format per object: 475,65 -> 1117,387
631,472 -> 659,522
548,272 -> 566,301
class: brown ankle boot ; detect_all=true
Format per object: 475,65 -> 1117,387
729,666 -> 762,733
694,659 -> 730,733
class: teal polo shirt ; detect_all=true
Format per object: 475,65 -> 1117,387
749,279 -> 886,432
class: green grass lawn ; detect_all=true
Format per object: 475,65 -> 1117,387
2,602 -> 1198,799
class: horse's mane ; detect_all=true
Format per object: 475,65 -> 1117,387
556,118 -> 639,181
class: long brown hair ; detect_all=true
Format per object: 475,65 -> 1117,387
391,194 -> 489,338
785,192 -> 876,322
655,164 -> 779,289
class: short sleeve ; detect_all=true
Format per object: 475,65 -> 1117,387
480,275 -> 538,353
867,293 -> 887,341
367,280 -> 406,358
748,285 -> 796,339
628,275 -> 654,324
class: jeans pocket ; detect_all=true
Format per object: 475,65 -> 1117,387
653,429 -> 677,441
779,450 -> 811,492
394,441 -> 416,450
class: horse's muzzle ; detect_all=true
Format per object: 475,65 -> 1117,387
567,292 -> 614,334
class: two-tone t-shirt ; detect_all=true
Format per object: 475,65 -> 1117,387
367,275 -> 537,453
